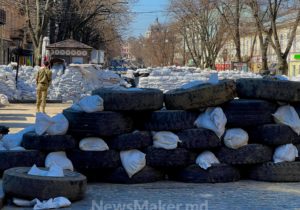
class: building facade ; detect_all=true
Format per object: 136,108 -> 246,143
0,3 -> 32,65
216,19 -> 300,76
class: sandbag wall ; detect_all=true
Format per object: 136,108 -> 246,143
20,78 -> 300,183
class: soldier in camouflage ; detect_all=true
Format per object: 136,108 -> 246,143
36,61 -> 52,113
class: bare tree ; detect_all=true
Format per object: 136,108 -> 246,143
169,0 -> 228,68
142,21 -> 178,67
247,0 -> 273,71
23,0 -> 56,65
215,0 -> 244,62
268,0 -> 300,74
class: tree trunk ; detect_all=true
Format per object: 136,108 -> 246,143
278,57 -> 288,75
261,48 -> 268,71
34,41 -> 42,66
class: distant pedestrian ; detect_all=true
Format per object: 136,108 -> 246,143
36,61 -> 52,113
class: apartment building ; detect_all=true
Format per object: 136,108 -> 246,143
0,2 -> 32,65
216,15 -> 300,76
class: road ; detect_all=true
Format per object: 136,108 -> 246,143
0,103 -> 71,133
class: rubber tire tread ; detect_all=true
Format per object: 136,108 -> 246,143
177,128 -> 221,150
92,88 -> 163,111
3,167 -> 87,201
109,131 -> 152,150
63,109 -> 133,137
216,144 -> 273,165
169,164 -> 240,183
22,132 -> 76,151
164,80 -> 236,110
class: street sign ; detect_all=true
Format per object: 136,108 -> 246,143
294,54 -> 300,60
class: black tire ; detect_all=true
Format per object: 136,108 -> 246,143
63,109 -> 133,137
136,110 -> 199,131
249,124 -> 296,146
222,99 -> 277,127
106,166 -> 165,184
109,131 -> 152,150
3,167 -> 87,201
169,164 -> 240,183
248,162 -> 300,182
295,144 -> 300,161
236,78 -> 300,102
0,126 -> 9,135
216,144 -> 273,165
145,147 -> 190,170
22,132 -> 76,151
0,151 -> 45,172
92,88 -> 163,111
177,128 -> 221,150
164,80 -> 236,110
67,150 -> 121,170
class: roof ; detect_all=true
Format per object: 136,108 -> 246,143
46,39 -> 93,50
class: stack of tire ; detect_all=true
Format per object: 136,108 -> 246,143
61,81 -> 243,184
3,131 -> 87,202
229,78 -> 300,182
0,125 -> 45,175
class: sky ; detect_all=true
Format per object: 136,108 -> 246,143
128,0 -> 170,37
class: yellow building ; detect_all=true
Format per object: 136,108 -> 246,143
217,14 -> 300,76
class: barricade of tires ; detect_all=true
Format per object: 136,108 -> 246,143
63,79 -> 300,183
3,78 -> 300,200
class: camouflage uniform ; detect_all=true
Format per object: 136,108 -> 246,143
36,67 -> 52,113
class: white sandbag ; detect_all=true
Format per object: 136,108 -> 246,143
194,107 -> 227,138
77,95 -> 104,113
70,103 -> 83,111
196,151 -> 220,170
181,81 -> 206,89
0,141 -> 6,150
2,125 -> 35,150
28,164 -> 64,177
208,73 -> 219,84
273,144 -> 298,163
35,113 -> 53,135
0,94 -> 9,106
120,149 -> 146,178
28,165 -> 48,176
223,128 -> 249,149
273,105 -> 300,135
13,198 -> 39,207
34,197 -> 71,210
14,197 -> 71,210
152,131 -> 181,150
45,151 -> 74,171
46,114 -> 69,135
9,146 -> 26,151
46,164 -> 64,177
79,137 -> 109,151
